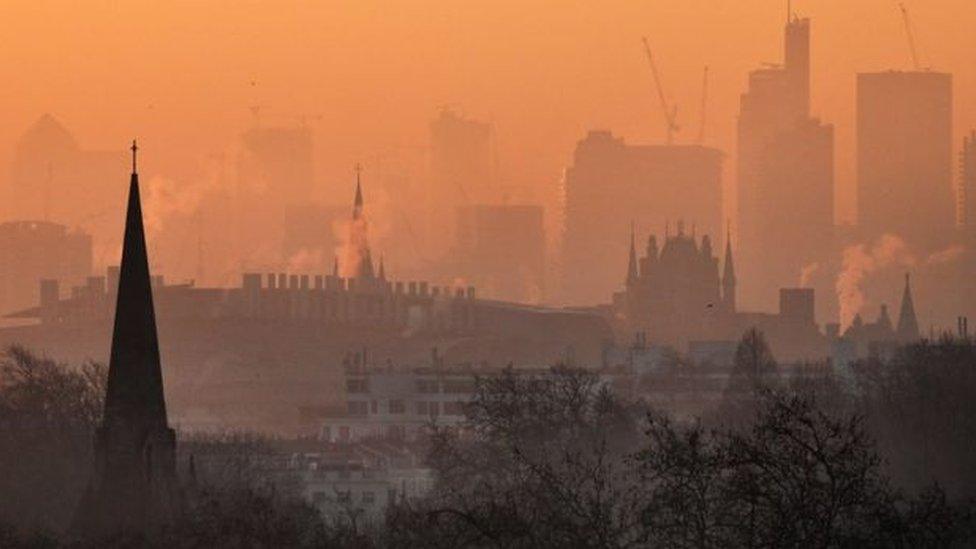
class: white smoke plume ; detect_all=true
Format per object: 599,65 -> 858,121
799,262 -> 819,287
286,247 -> 327,273
331,185 -> 394,278
836,234 -> 915,330
925,244 -> 965,266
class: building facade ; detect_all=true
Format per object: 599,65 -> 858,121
857,71 -> 953,251
737,15 -> 835,311
0,220 -> 91,316
453,204 -> 546,303
562,130 -> 723,306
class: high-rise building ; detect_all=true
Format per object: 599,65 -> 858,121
73,143 -> 178,537
0,220 -> 92,316
856,71 -> 953,251
427,109 -> 495,255
235,124 -> 315,268
6,114 -> 126,251
562,130 -> 723,305
453,204 -> 546,303
737,15 -> 835,310
957,131 -> 976,235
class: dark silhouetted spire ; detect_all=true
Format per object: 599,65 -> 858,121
333,256 -> 339,277
897,273 -> 920,342
104,139 -> 167,427
72,141 -> 178,538
626,222 -> 638,286
353,163 -> 364,219
378,254 -> 386,281
722,225 -> 736,312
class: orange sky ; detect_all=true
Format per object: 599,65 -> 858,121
0,0 -> 974,225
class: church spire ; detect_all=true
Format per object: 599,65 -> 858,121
105,139 -> 167,427
353,163 -> 364,219
897,272 -> 920,342
626,222 -> 638,286
72,141 -> 178,537
722,224 -> 736,313
378,254 -> 386,281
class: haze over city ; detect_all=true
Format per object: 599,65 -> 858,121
2,1 -> 976,546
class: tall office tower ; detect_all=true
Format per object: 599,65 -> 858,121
235,124 -> 315,268
428,109 -> 495,255
0,221 -> 92,315
960,131 -> 976,237
562,130 -> 723,306
857,71 -> 953,251
737,15 -> 834,311
7,115 -> 126,249
454,204 -> 546,303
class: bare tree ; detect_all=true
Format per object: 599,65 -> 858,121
0,345 -> 105,537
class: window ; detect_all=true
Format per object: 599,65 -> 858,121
388,399 -> 406,414
337,490 -> 351,504
362,491 -> 375,506
387,425 -> 405,439
348,401 -> 368,416
416,401 -> 428,415
443,401 -> 465,416
346,378 -> 369,393
429,402 -> 440,417
339,426 -> 350,441
370,400 -> 378,414
442,379 -> 475,393
415,379 -> 439,393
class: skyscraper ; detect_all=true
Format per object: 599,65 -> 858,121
235,124 -> 315,268
73,143 -> 178,538
562,130 -> 723,305
856,71 -> 953,251
453,204 -> 546,303
737,14 -> 835,311
426,109 -> 496,259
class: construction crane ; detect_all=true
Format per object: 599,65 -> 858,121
899,3 -> 921,70
697,66 -> 709,145
641,36 -> 680,145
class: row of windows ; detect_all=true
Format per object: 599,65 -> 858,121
347,399 -> 467,416
346,377 -> 477,395
312,489 -> 385,506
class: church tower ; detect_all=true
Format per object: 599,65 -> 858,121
897,273 -> 920,342
73,142 -> 178,538
626,223 -> 638,288
345,164 -> 375,279
721,228 -> 737,313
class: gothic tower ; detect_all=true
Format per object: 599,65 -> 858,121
722,229 -> 736,313
897,273 -> 920,342
72,142 -> 178,538
345,164 -> 375,279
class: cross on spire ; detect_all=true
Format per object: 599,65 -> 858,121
131,139 -> 139,174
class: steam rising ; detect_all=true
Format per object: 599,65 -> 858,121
836,235 -> 915,330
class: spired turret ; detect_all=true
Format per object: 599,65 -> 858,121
626,223 -> 639,287
897,273 -> 920,342
722,228 -> 736,313
72,142 -> 179,539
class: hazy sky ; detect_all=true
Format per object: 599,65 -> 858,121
1,0 -> 974,223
